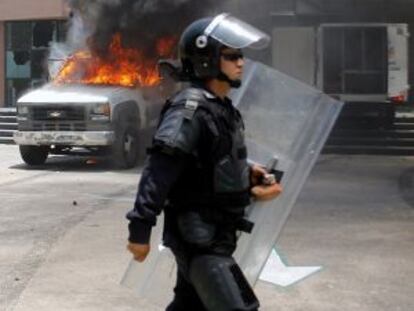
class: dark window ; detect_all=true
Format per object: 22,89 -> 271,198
344,29 -> 362,71
365,28 -> 387,71
31,50 -> 49,80
6,79 -> 31,107
344,73 -> 386,94
323,26 -> 387,95
323,28 -> 343,94
33,22 -> 54,48
4,20 -> 67,106
6,22 -> 32,50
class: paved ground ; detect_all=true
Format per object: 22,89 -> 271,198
0,144 -> 413,311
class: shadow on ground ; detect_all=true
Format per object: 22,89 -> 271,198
399,167 -> 414,208
9,155 -> 144,174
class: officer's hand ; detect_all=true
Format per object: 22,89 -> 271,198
127,243 -> 150,262
251,183 -> 283,201
250,164 -> 268,186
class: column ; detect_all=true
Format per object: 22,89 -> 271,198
0,22 -> 5,107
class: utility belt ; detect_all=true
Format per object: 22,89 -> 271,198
169,198 -> 253,233
202,205 -> 254,234
170,187 -> 251,212
171,205 -> 254,251
235,218 -> 255,234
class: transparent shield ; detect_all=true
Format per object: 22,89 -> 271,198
232,60 -> 342,284
121,60 -> 343,307
205,14 -> 270,50
122,214 -> 176,307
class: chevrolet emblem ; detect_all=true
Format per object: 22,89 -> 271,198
49,111 -> 62,118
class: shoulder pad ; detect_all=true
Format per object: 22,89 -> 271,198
171,87 -> 216,104
154,99 -> 203,155
153,87 -> 221,154
169,87 -> 216,120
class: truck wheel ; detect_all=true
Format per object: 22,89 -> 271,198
112,124 -> 139,169
19,145 -> 50,166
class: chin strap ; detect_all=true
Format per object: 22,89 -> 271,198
217,71 -> 242,89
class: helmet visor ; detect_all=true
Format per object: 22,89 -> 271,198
204,14 -> 270,50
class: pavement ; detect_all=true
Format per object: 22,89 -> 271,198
1,145 -> 413,311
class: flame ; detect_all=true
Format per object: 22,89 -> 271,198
157,37 -> 178,57
54,34 -> 176,87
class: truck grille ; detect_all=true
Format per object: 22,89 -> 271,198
30,106 -> 85,121
22,122 -> 87,132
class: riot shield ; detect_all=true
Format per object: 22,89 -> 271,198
121,60 -> 343,307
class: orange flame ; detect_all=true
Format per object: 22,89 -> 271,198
54,34 -> 176,87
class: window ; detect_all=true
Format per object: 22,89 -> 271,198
323,26 -> 387,95
5,20 -> 67,107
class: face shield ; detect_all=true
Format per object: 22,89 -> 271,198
204,13 -> 270,50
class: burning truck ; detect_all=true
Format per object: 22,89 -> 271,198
13,34 -> 177,168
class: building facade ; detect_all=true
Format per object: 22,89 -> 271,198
1,0 -> 414,107
0,0 -> 67,107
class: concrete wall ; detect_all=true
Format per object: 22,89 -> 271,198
0,0 -> 66,21
0,22 -> 4,107
272,27 -> 316,86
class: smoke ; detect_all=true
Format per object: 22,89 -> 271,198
65,0 -> 229,58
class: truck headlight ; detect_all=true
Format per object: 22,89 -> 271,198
17,106 -> 29,115
90,103 -> 110,121
17,105 -> 29,121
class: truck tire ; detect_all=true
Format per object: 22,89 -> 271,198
19,145 -> 50,166
111,118 -> 139,169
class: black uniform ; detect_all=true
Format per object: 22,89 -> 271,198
127,85 -> 259,311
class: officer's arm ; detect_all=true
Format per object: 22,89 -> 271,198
126,151 -> 186,244
126,104 -> 203,245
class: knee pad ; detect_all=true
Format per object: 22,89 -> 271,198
189,255 -> 259,311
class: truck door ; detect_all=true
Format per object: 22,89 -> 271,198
319,25 -> 388,103
388,24 -> 410,103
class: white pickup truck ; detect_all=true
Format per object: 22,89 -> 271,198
13,83 -> 165,168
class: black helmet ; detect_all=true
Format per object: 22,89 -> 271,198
179,17 -> 220,81
179,13 -> 270,83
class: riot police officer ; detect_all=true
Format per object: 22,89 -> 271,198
127,13 -> 281,311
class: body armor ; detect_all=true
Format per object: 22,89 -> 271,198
152,86 -> 251,211
151,86 -> 252,255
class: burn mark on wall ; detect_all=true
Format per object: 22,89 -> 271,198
33,22 -> 55,48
